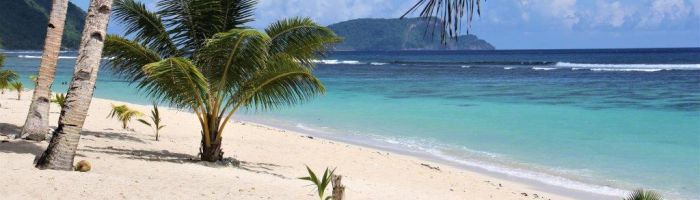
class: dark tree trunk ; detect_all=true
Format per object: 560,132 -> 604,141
200,140 -> 223,162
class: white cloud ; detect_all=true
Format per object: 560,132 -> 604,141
593,1 -> 635,27
691,0 -> 700,16
638,0 -> 692,27
519,0 -> 580,29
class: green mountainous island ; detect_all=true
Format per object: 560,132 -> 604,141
328,17 -> 495,51
0,3 -> 493,51
0,0 -> 85,50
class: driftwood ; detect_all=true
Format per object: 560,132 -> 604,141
331,174 -> 345,200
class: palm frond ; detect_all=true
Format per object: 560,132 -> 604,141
265,17 -> 341,65
51,93 -> 67,108
158,0 -> 224,54
402,0 -> 482,42
0,53 -> 4,67
104,35 -> 162,83
299,166 -> 336,200
624,189 -> 663,200
108,104 -> 143,129
233,55 -> 325,112
11,81 -> 23,91
218,0 -> 256,30
140,58 -> 208,109
113,0 -> 180,56
198,29 -> 268,91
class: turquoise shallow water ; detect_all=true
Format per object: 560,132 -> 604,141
2,48 -> 699,199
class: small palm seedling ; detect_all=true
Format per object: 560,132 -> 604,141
138,103 -> 166,141
29,75 -> 38,85
107,104 -> 143,130
11,81 -> 23,100
299,166 -> 336,200
0,69 -> 18,95
51,93 -> 66,108
623,189 -> 663,200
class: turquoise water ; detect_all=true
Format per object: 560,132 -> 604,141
2,49 -> 699,199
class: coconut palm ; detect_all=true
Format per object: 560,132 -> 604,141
108,104 -> 143,129
624,189 -> 663,200
51,93 -> 66,108
20,0 -> 71,141
0,53 -> 18,95
404,0 -> 482,41
0,70 -> 18,95
299,166 -> 336,200
138,103 -> 165,141
11,81 -> 24,100
103,0 -> 338,161
35,0 -> 115,170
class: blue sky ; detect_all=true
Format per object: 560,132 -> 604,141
72,0 -> 700,49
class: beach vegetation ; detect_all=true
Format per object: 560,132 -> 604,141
299,166 -> 336,200
137,103 -> 166,141
51,93 -> 66,108
404,0 -> 482,42
108,104 -> 143,130
11,81 -> 23,100
0,55 -> 18,94
624,189 -> 663,200
104,0 -> 339,161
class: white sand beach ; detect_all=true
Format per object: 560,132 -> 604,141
1,90 -> 600,200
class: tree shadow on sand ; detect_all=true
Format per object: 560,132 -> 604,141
0,122 -> 22,138
82,130 -> 148,144
81,145 -> 289,178
0,140 -> 45,156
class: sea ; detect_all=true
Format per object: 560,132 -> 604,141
2,48 -> 699,199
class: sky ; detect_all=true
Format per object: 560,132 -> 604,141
71,0 -> 700,49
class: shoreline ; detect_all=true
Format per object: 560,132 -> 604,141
0,90 -> 625,199
242,118 -> 624,200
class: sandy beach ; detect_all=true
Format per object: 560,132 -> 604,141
1,90 -> 606,200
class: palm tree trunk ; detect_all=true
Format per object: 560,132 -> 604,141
200,117 -> 223,162
19,0 -> 71,141
35,0 -> 114,170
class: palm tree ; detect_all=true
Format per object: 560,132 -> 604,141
138,103 -> 165,141
108,104 -> 143,129
20,0 -> 71,141
0,53 -> 18,95
35,0 -> 115,170
624,189 -> 663,200
0,70 -> 18,95
404,0 -> 482,42
51,93 -> 66,108
11,81 -> 23,100
103,0 -> 338,161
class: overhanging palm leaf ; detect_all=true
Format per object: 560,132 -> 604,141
104,35 -> 162,83
403,0 -> 482,42
113,0 -> 180,56
266,17 -> 341,65
140,58 -> 208,109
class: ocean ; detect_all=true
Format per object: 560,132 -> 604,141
2,48 -> 699,199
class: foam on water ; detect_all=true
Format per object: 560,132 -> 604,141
532,67 -> 557,71
555,62 -> 700,70
312,59 -> 362,65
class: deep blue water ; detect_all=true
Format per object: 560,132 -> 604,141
2,48 -> 699,199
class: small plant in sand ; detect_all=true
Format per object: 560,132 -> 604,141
51,93 -> 66,108
29,75 -> 38,85
11,81 -> 23,100
0,69 -> 18,95
623,189 -> 663,200
108,104 -> 143,130
299,166 -> 336,200
138,103 -> 166,141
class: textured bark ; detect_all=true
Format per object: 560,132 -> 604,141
35,0 -> 114,170
332,175 -> 345,200
19,0 -> 71,141
200,140 -> 224,162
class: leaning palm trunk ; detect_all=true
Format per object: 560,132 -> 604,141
35,0 -> 114,170
19,0 -> 71,141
